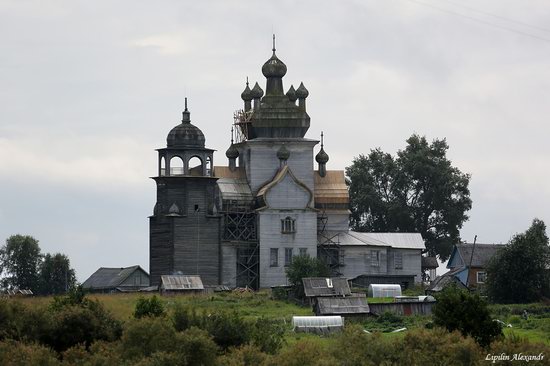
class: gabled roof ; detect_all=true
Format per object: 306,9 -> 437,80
161,275 -> 204,290
319,231 -> 425,250
448,243 -> 504,269
302,277 -> 351,297
82,265 -> 148,290
316,297 -> 370,315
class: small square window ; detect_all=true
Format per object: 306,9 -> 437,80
284,248 -> 293,266
477,271 -> 486,284
299,248 -> 307,256
270,248 -> 279,267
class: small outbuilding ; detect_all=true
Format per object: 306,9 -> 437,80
160,275 -> 204,295
314,297 -> 370,316
292,316 -> 344,334
368,284 -> 402,298
82,265 -> 150,293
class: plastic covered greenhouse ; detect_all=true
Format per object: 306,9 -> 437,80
292,316 -> 344,334
368,284 -> 402,298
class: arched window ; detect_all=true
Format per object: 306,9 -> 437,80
188,156 -> 203,176
170,156 -> 184,176
281,217 -> 296,234
160,156 -> 166,176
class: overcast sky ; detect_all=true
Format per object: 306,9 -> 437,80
1,0 -> 550,281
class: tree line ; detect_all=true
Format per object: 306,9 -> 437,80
0,235 -> 76,295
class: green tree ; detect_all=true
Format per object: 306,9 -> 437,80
486,219 -> 550,303
38,253 -> 77,295
0,235 -> 42,291
346,135 -> 472,261
285,255 -> 331,298
433,285 -> 502,348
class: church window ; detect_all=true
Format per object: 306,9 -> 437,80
284,248 -> 293,266
394,252 -> 403,269
270,248 -> 279,267
371,250 -> 380,267
281,217 -> 296,233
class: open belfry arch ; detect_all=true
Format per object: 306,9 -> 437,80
150,36 -> 352,289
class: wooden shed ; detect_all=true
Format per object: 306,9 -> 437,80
314,297 -> 370,316
160,275 -> 204,295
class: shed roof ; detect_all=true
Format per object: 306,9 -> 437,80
161,275 -> 204,290
216,178 -> 253,203
302,277 -> 351,297
314,170 -> 349,205
213,166 -> 246,179
316,297 -> 370,315
422,256 -> 439,269
426,268 -> 468,292
319,231 -> 425,250
454,243 -> 503,268
82,265 -> 148,290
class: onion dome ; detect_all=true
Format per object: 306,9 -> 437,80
262,51 -> 287,78
286,85 -> 297,102
166,99 -> 206,148
315,147 -> 329,164
296,82 -> 309,98
251,82 -> 264,99
225,143 -> 239,159
276,145 -> 290,161
241,82 -> 252,101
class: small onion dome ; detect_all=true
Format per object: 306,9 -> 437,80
225,143 -> 239,159
315,147 -> 329,164
262,52 -> 287,78
296,82 -> 309,98
286,85 -> 297,102
251,82 -> 264,98
277,145 -> 290,160
241,83 -> 252,101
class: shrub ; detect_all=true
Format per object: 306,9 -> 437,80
121,317 -> 176,359
218,344 -> 269,366
332,324 -> 400,366
175,327 -> 218,366
249,317 -> 285,354
0,299 -> 51,344
48,304 -> 121,352
285,256 -> 331,299
433,285 -> 503,347
0,340 -> 60,366
269,339 -> 337,366
489,335 -> 550,364
134,296 -> 165,319
203,311 -> 251,350
400,328 -> 483,366
172,304 -> 201,331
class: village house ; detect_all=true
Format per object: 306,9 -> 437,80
82,265 -> 150,293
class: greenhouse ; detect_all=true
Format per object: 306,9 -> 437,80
368,284 -> 402,298
292,316 -> 344,334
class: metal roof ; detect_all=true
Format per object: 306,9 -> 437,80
302,277 -> 351,297
161,275 -> 204,290
316,297 -> 370,315
216,178 -> 253,203
319,231 -> 425,250
313,170 -> 349,205
82,265 -> 148,290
